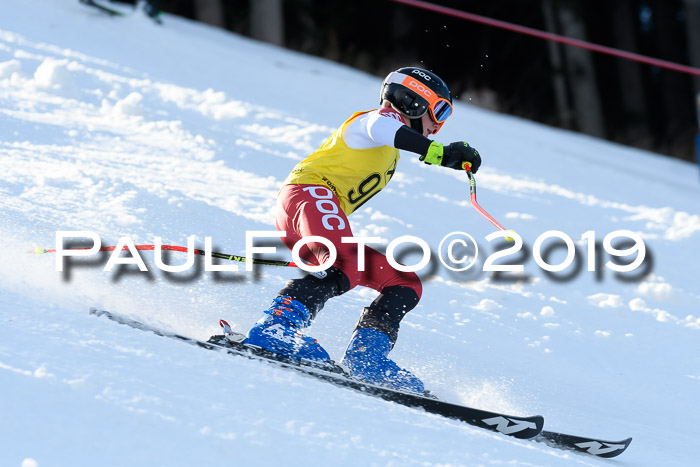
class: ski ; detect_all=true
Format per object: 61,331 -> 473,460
89,308 -> 632,457
535,430 -> 633,458
79,0 -> 162,23
89,308 -> 543,440
79,0 -> 130,17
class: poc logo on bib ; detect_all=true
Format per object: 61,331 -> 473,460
302,186 -> 346,231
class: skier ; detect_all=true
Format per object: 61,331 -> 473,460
140,0 -> 161,22
246,67 -> 482,394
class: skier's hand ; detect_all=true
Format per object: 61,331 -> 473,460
420,141 -> 482,173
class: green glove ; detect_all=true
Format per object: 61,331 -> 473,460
420,141 -> 482,172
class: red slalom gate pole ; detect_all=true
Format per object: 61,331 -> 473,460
391,0 -> 700,77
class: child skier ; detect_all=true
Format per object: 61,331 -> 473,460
246,67 -> 482,394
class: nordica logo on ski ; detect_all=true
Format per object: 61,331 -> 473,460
574,441 -> 627,456
481,416 -> 538,435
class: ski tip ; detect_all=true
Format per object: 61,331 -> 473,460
583,436 -> 632,458
532,415 -> 546,437
615,437 -> 633,455
538,431 -> 632,458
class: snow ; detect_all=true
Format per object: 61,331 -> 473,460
1,0 -> 699,465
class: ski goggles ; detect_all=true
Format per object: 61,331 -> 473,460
384,71 -> 453,123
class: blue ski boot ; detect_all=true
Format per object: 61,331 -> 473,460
340,327 -> 424,394
246,295 -> 330,362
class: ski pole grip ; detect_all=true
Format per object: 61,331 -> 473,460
462,161 -> 472,171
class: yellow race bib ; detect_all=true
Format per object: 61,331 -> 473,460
283,111 -> 399,215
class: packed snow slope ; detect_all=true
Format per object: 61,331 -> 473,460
1,1 -> 699,465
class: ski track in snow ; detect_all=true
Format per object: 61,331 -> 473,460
1,1 -> 700,465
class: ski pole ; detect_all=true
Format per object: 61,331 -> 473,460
31,244 -> 299,268
464,165 -> 515,241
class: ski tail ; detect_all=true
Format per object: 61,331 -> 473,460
536,430 -> 632,458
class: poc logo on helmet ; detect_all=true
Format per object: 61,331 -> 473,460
412,69 -> 432,81
407,79 -> 433,99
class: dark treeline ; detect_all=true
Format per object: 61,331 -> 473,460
150,0 -> 700,162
